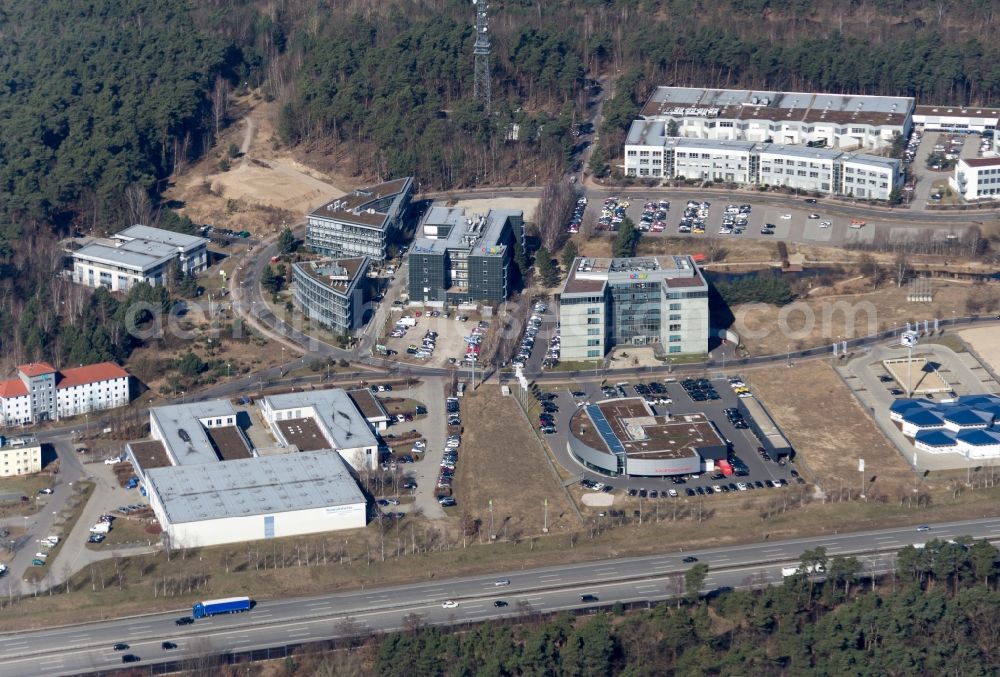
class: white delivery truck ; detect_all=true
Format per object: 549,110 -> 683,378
782,564 -> 825,577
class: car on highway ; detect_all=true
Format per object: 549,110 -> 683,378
808,213 -> 820,219
113,643 -> 129,651
580,594 -> 599,603
175,616 -> 195,626
493,600 -> 508,608
122,655 -> 141,664
819,220 -> 831,228
494,578 -> 510,586
916,524 -> 931,532
442,600 -> 459,609
804,198 -> 818,204
682,556 -> 698,563
161,642 -> 177,650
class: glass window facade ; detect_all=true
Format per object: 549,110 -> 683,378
609,282 -> 661,344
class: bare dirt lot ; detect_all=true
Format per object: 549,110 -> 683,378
961,326 -> 1000,374
750,361 -> 914,497
164,96 -> 352,235
454,386 -> 579,539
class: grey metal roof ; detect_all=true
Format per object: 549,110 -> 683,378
116,224 -> 208,251
665,137 -> 757,153
412,207 -> 520,257
264,390 -> 378,450
145,450 -> 366,524
625,120 -> 667,146
73,242 -> 175,272
150,401 -> 237,466
840,153 -> 901,171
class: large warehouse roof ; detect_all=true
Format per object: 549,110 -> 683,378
145,451 -> 365,524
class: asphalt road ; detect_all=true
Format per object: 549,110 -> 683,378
3,515 -> 999,676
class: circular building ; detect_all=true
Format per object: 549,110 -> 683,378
567,397 -> 728,477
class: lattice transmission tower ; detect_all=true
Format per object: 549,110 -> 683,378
472,0 -> 491,113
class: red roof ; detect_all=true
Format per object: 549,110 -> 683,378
0,378 -> 28,399
57,363 -> 130,389
18,362 -> 56,378
962,157 -> 1000,168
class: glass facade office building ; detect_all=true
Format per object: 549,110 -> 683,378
560,256 -> 709,361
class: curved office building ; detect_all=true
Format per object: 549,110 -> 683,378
566,397 -> 727,477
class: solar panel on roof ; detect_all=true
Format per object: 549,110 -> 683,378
586,405 -> 625,456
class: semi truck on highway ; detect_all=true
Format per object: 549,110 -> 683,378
192,596 -> 252,619
782,564 -> 825,577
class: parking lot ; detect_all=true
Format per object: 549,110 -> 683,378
537,377 -> 802,498
380,310 -> 487,369
511,298 -> 561,371
577,193 -> 881,246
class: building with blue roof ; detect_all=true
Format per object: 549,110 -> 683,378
893,395 -> 1000,458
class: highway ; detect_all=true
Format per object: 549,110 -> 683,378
3,515 -> 1000,675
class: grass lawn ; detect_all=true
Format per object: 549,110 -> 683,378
0,474 -> 56,518
87,515 -> 158,549
454,386 -> 579,541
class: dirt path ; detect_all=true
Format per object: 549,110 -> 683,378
240,115 -> 256,166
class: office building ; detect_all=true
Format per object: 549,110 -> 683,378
559,256 -> 709,361
0,362 -> 132,427
307,178 -> 414,262
625,127 -> 902,200
0,435 -> 42,477
292,257 -> 370,333
951,157 -> 1000,201
639,86 -> 913,151
72,225 -> 208,292
408,206 -> 525,305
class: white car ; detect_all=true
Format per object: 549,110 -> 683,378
780,214 -> 792,220
104,456 -> 122,465
668,489 -> 678,498
819,221 -> 831,228
494,579 -> 510,587
442,600 -> 459,609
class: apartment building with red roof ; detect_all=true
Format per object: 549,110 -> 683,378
0,362 -> 132,427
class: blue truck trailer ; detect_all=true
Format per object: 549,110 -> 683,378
192,596 -> 252,619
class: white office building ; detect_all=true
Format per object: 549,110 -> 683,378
625,126 -> 901,200
912,105 -> 1000,134
951,157 -> 1000,201
0,362 -> 132,427
639,87 -> 913,151
72,225 -> 208,291
559,256 -> 709,361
